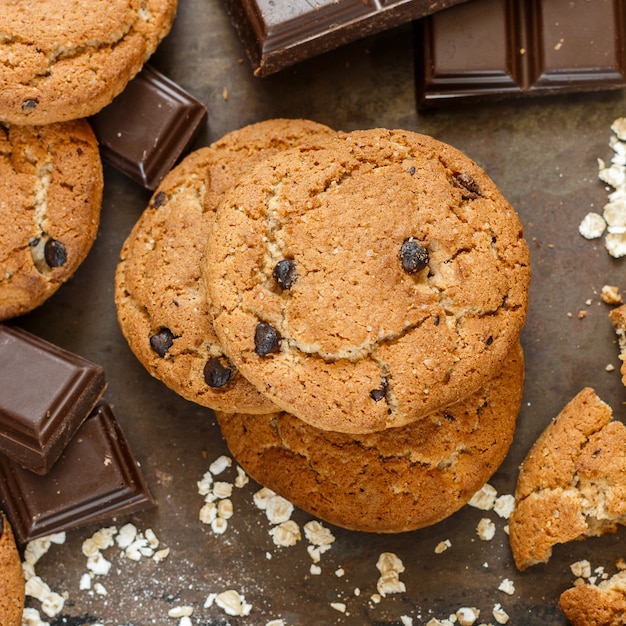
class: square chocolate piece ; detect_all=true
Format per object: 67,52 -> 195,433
0,403 -> 156,544
90,64 -> 208,190
0,324 -> 107,474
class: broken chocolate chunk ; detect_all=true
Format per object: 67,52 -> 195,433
44,238 -> 67,268
152,191 -> 167,208
149,328 -> 175,357
254,322 -> 281,356
370,378 -> 389,402
400,238 -> 429,274
452,172 -> 481,199
204,357 -> 234,388
22,99 -> 38,111
272,259 -> 298,290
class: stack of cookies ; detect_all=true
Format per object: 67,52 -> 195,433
116,121 -> 531,533
0,1 -> 178,320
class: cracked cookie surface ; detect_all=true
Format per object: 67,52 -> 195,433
205,128 -> 531,433
509,387 -> 626,571
0,0 -> 177,125
0,120 -> 103,320
115,119 -> 335,412
0,512 -> 24,626
217,342 -> 524,533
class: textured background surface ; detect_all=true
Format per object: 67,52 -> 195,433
16,1 -> 626,624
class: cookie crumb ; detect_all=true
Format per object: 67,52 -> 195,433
435,539 -> 451,553
601,285 -> 623,305
498,578 -> 515,595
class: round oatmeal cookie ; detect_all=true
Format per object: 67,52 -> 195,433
0,120 -> 103,321
115,118 -> 335,412
205,128 -> 531,433
217,343 -> 524,533
0,0 -> 178,125
0,512 -> 25,626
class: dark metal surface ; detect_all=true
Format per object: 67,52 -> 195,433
16,1 -> 626,624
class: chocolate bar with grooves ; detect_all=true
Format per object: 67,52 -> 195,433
0,403 -> 156,545
223,0 -> 472,77
415,0 -> 626,108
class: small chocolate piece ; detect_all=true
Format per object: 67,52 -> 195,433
0,324 -> 106,474
0,403 -> 155,544
416,0 -> 626,108
400,238 -> 429,273
452,172 -> 481,199
43,238 -> 67,268
224,0 -> 472,77
204,357 -> 234,389
90,64 -> 208,190
254,322 -> 281,356
272,259 -> 298,290
149,328 -> 175,357
370,378 -> 389,402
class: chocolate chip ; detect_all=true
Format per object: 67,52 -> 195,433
152,191 -> 167,208
409,166 -> 416,175
44,238 -> 67,268
400,238 -> 429,274
254,322 -> 281,356
452,172 -> 481,199
433,315 -> 440,326
204,357 -> 234,388
22,98 -> 38,111
370,378 -> 388,402
272,259 -> 297,289
485,336 -> 494,346
149,328 -> 175,357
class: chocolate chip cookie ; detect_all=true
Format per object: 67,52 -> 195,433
206,128 -> 531,433
0,512 -> 24,626
0,0 -> 178,125
217,342 -> 524,533
115,118 -> 335,412
0,120 -> 103,321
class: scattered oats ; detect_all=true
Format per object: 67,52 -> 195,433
335,567 -> 345,577
468,483 -> 497,510
426,619 -> 452,626
222,86 -> 229,101
209,455 -> 232,475
310,564 -> 322,575
498,578 -> 515,595
269,519 -> 301,546
331,602 -> 347,613
197,471 -> 213,495
215,589 -> 252,616
304,520 -> 335,551
266,620 -> 286,626
115,523 -> 138,549
606,231 -> 626,257
376,570 -> 406,597
377,552 -> 405,575
578,309 -> 587,319
125,537 -> 150,561
235,465 -> 249,488
611,117 -> 626,140
86,552 -> 112,576
493,603 -> 510,624
493,494 -> 515,519
476,517 -> 496,541
607,363 -> 616,372
354,588 -> 361,596
370,593 -> 382,603
401,616 -> 414,626
604,199 -> 626,232
153,547 -> 170,562
217,498 -> 234,519
253,487 -> 276,510
25,576 -> 65,618
571,560 -> 592,579
90,527 -> 117,551
179,618 -> 192,626
93,582 -> 107,596
79,573 -> 92,590
435,539 -> 451,553
199,501 -> 218,525
456,606 -> 479,625
212,481 -> 234,499
599,162 -> 626,188
204,593 -> 216,608
265,494 -> 294,524
211,516 -> 229,535
22,607 -> 50,626
145,528 -> 159,549
579,212 -> 607,239
168,606 -> 194,618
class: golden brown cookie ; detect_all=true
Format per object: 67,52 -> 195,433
559,570 -> 626,626
0,0 -> 178,125
206,128 -> 531,434
0,120 -> 103,321
216,343 -> 524,533
509,387 -> 626,571
0,512 -> 24,626
609,303 -> 626,385
115,119 -> 335,412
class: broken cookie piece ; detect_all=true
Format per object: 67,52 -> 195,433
508,387 -> 626,570
609,303 -> 626,385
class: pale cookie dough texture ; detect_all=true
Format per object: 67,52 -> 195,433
0,120 -> 103,321
0,513 -> 24,626
509,387 -> 626,571
206,128 -> 531,434
559,569 -> 626,626
609,303 -> 626,385
217,343 -> 524,533
0,0 -> 178,125
115,119 -> 335,413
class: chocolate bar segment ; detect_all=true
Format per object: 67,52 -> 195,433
0,324 -> 106,474
90,64 -> 208,190
0,403 -> 155,544
416,0 -> 626,108
223,0 -> 472,77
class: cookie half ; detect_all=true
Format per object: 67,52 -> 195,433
0,0 -> 178,125
115,119 -> 335,412
206,128 -> 531,433
0,512 -> 24,626
0,120 -> 103,321
216,343 -> 524,534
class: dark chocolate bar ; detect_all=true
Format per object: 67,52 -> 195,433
0,324 -> 106,475
0,403 -> 155,544
415,0 -> 626,107
223,0 -> 471,77
90,64 -> 208,190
